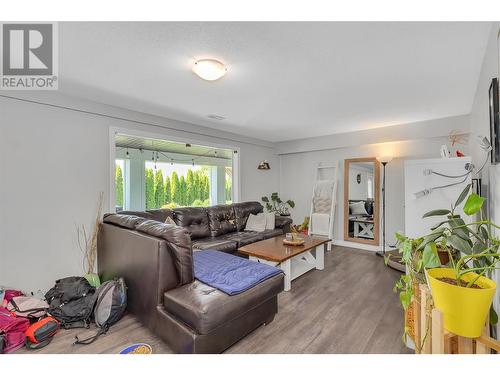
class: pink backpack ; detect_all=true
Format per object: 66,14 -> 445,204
0,307 -> 30,353
2,290 -> 23,308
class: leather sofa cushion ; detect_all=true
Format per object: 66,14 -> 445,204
192,238 -> 238,253
207,205 -> 237,236
116,210 -> 156,220
218,231 -> 264,247
163,274 -> 284,334
118,209 -> 174,222
173,207 -> 210,239
233,202 -> 264,231
145,208 -> 174,223
261,228 -> 284,239
136,220 -> 194,285
103,214 -> 146,229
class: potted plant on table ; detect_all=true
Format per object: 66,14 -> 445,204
261,192 -> 295,216
394,183 -> 500,340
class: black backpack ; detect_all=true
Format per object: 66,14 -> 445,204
44,277 -> 96,329
74,278 -> 127,345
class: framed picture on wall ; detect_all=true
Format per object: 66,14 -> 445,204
488,78 -> 500,164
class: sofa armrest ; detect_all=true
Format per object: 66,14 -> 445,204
275,216 -> 292,233
135,220 -> 193,285
98,223 -> 181,329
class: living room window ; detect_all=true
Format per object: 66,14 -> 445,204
112,132 -> 237,211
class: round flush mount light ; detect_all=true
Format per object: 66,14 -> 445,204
192,59 -> 227,81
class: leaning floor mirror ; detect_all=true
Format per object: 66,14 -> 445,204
343,158 -> 380,246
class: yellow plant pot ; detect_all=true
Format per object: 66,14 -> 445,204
426,268 -> 496,338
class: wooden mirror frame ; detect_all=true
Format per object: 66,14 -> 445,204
343,157 -> 380,246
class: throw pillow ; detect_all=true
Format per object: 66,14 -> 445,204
244,213 -> 266,232
349,201 -> 368,215
264,212 -> 275,230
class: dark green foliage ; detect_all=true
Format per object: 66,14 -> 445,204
164,176 -> 171,204
144,167 -> 214,208
261,192 -> 295,215
145,168 -> 155,209
115,165 -> 124,207
171,171 -> 180,204
179,176 -> 187,205
186,169 -> 195,205
154,170 -> 165,208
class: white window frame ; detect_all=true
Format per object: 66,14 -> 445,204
109,127 -> 240,212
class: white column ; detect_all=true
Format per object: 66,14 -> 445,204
217,165 -> 226,204
209,165 -> 227,205
210,166 -> 218,205
129,155 -> 145,210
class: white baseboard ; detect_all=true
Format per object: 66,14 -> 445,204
332,239 -> 381,252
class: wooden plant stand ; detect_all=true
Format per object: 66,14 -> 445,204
415,284 -> 500,354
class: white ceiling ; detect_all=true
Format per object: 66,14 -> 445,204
59,22 -> 492,142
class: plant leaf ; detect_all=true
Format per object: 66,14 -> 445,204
463,193 -> 485,216
455,183 -> 472,207
490,305 -> 499,325
261,196 -> 269,202
401,239 -> 413,263
431,220 -> 450,231
449,217 -> 472,242
421,242 -> 441,269
479,226 -> 489,242
447,234 -> 472,254
422,209 -> 451,218
418,229 -> 445,250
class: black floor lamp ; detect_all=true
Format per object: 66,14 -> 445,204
376,156 -> 392,257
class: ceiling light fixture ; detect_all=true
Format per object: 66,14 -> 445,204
192,59 -> 227,81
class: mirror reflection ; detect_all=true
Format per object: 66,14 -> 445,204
344,158 -> 379,245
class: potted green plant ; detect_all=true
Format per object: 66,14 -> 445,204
261,192 -> 295,216
418,184 -> 500,337
391,233 -> 440,348
393,183 -> 500,341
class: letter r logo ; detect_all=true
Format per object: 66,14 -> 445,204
2,23 -> 53,75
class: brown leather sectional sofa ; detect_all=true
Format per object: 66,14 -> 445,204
97,202 -> 292,353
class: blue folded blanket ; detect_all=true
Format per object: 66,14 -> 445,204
193,250 -> 283,295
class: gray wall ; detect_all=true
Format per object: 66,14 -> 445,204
467,22 -> 500,329
0,93 -> 280,294
279,132 -> 469,250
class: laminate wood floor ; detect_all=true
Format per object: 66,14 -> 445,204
17,246 -> 411,354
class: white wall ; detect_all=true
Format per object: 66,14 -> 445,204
468,22 -> 500,329
279,130 -> 469,250
348,165 -> 373,200
0,92 -> 280,294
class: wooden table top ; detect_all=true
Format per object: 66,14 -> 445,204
238,235 -> 330,262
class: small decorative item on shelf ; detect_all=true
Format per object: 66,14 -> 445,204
261,192 -> 295,216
